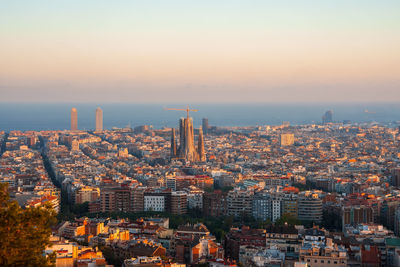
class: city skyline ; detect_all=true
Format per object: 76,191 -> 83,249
1,1 -> 399,103
1,102 -> 399,132
3,115 -> 400,266
2,2 -> 400,266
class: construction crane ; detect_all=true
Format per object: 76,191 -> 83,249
164,105 -> 198,119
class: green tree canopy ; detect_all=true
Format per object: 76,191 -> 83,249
275,213 -> 301,226
0,183 -> 57,266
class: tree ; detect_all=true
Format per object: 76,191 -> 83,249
322,209 -> 342,231
256,219 -> 272,229
0,183 -> 57,266
275,213 -> 301,226
70,201 -> 89,216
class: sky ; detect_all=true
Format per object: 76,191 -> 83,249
0,0 -> 399,103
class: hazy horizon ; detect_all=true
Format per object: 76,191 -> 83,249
1,102 -> 399,132
1,100 -> 400,104
1,1 -> 400,103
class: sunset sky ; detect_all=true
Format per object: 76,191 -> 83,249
1,0 -> 399,103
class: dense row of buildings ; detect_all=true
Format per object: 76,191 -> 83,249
2,112 -> 400,266
0,131 -> 60,211
54,217 -> 225,266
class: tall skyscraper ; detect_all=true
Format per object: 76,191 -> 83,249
322,110 -> 333,124
95,107 -> 103,132
71,108 -> 78,131
202,118 -> 209,135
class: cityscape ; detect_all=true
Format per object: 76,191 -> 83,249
1,1 -> 400,267
1,106 -> 400,267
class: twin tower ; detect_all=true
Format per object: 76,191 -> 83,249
70,107 -> 103,132
171,116 -> 206,162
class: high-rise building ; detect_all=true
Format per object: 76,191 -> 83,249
165,175 -> 213,191
297,192 -> 322,223
394,206 -> 400,236
202,118 -> 209,135
322,110 -> 333,124
100,187 -> 132,213
271,193 -> 283,222
144,189 -> 172,212
170,191 -> 187,215
203,191 -> 228,217
390,168 -> 400,187
227,188 -> 254,218
71,107 -> 78,131
184,186 -> 204,210
95,107 -> 103,132
252,192 -> 271,221
144,195 -> 165,212
280,133 -> 294,146
74,186 -> 100,204
166,177 -> 177,191
380,199 -> 400,230
342,205 -> 373,229
131,187 -> 146,212
282,193 -> 298,218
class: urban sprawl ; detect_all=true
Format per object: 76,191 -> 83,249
1,108 -> 400,267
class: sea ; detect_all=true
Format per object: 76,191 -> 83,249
0,103 -> 399,132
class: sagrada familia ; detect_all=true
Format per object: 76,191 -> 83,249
170,116 -> 206,162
